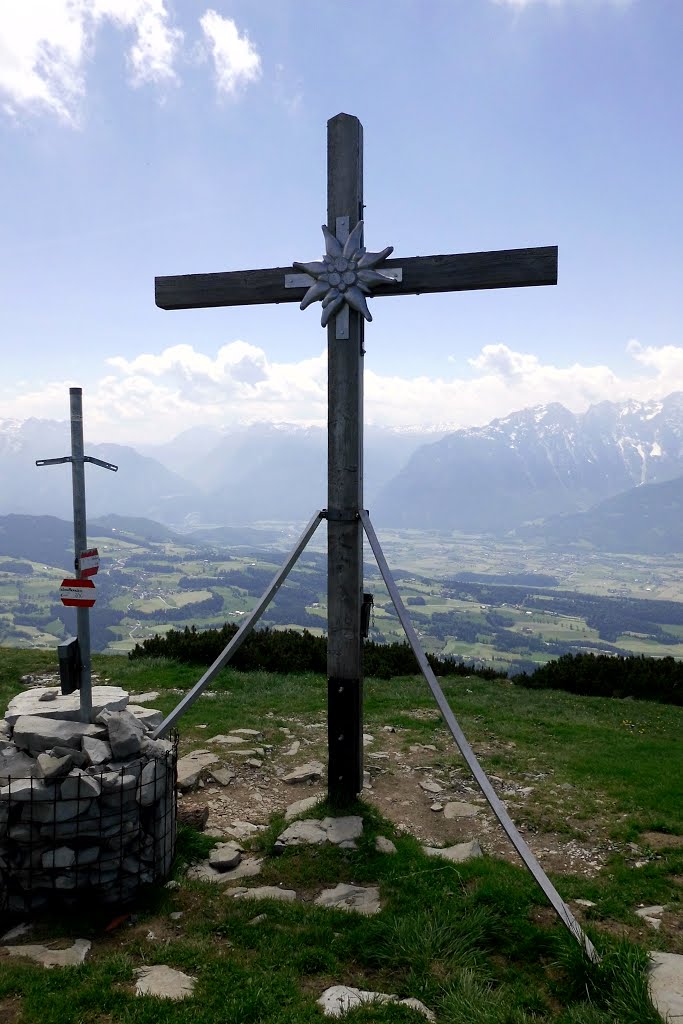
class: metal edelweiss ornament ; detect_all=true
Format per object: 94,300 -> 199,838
293,221 -> 396,327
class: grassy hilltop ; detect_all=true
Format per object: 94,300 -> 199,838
0,648 -> 681,1022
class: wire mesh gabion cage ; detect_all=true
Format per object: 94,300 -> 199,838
0,737 -> 177,913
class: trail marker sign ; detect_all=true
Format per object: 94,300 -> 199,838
60,578 -> 96,608
79,548 -> 100,577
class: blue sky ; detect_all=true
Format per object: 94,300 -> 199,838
1,0 -> 682,444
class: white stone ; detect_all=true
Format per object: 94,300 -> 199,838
3,938 -> 91,968
210,768 -> 236,786
0,747 -> 36,781
106,711 -> 145,759
443,801 -> 481,819
574,899 -> 596,908
187,856 -> 262,883
129,691 -> 160,703
233,885 -> 297,903
322,816 -> 363,845
207,734 -> 247,745
81,736 -> 112,765
283,761 -> 324,784
177,750 -> 219,790
284,795 -> 322,821
35,752 -> 72,780
1,777 -> 53,801
315,883 -> 381,916
5,686 -> 127,725
277,820 -> 328,847
135,965 -> 196,1000
209,842 -> 242,871
317,986 -> 434,1019
127,705 -> 164,730
230,728 -> 262,738
284,741 -> 301,756
419,780 -> 443,794
423,840 -> 483,863
275,816 -> 362,851
137,760 -> 166,806
649,951 -> 683,1021
375,836 -> 397,855
227,821 -> 266,840
60,770 -> 101,800
12,716 -> 104,754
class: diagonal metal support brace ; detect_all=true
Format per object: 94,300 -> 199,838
359,510 -> 598,961
153,510 -> 325,738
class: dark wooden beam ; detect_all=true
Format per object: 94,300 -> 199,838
155,245 -> 558,311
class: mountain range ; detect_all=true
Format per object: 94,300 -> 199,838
5,394 -> 683,551
373,393 -> 683,535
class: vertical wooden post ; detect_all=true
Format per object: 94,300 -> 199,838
326,113 -> 364,805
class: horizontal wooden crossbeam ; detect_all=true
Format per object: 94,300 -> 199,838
155,246 -> 558,311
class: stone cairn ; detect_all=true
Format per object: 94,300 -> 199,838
0,685 -> 176,912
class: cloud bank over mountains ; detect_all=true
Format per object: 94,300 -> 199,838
4,337 -> 683,445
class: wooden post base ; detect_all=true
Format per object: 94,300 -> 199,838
327,676 -> 363,806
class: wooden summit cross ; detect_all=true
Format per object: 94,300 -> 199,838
155,113 -> 557,805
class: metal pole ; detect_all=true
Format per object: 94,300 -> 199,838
69,387 -> 92,723
359,510 -> 598,961
153,510 -> 324,738
326,113 -> 365,806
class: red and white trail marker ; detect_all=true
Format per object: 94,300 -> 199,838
79,548 -> 100,577
60,578 -> 96,608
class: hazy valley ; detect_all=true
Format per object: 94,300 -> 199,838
4,392 -> 683,672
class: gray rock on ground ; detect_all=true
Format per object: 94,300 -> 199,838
317,986 -> 435,1020
233,885 -> 297,903
419,780 -> 443,794
135,965 -> 196,1000
176,750 -> 220,790
209,842 -> 243,871
443,801 -> 481,819
315,883 -> 381,916
3,938 -> 91,968
649,951 -> 683,1021
283,761 -> 324,784
423,840 -> 483,863
284,795 -> 322,821
187,857 -> 263,884
275,816 -> 363,852
375,836 -> 397,855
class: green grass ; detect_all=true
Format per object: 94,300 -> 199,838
1,649 -> 681,1021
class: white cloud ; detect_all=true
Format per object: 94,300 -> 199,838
494,0 -> 632,7
199,10 -> 261,96
6,338 -> 683,445
0,0 -> 183,123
